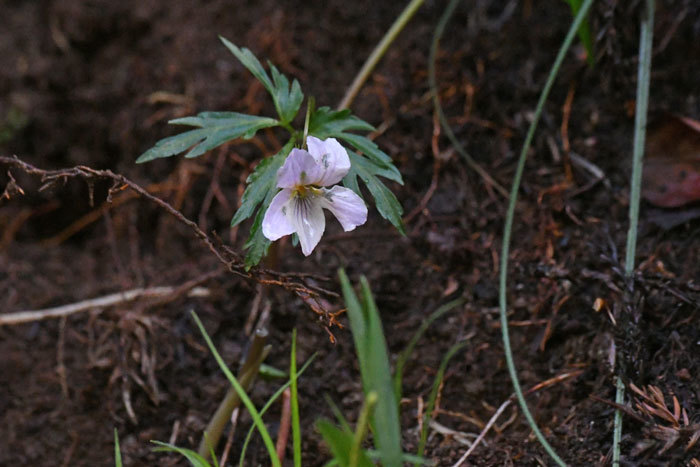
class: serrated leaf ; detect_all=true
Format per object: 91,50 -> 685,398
343,152 -> 405,235
309,107 -> 375,138
231,141 -> 292,226
316,420 -> 374,467
269,64 -> 304,123
136,112 -> 278,163
220,36 -> 303,124
243,199 -> 273,270
337,133 -> 402,183
219,36 -> 275,96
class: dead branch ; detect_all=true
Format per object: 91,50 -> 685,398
0,155 -> 338,319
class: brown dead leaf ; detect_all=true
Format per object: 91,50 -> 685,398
643,114 -> 700,207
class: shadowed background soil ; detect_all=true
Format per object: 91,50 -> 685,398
1,0 -> 699,465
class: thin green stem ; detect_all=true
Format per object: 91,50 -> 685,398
416,340 -> 467,466
499,1 -> 594,465
350,391 -> 378,467
290,329 -> 302,467
198,329 -> 269,459
429,0 -> 509,199
238,354 -> 317,467
280,120 -> 295,135
624,0 -> 655,277
616,1 -> 655,464
337,0 -> 425,110
191,312 -> 281,467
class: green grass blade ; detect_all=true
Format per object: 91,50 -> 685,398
238,354 -> 317,467
564,0 -> 595,66
151,441 -> 212,467
498,1 -> 595,465
291,329 -> 302,467
350,391 -> 378,467
393,298 -> 464,401
324,395 -> 353,434
338,270 -> 402,466
317,420 -> 374,467
114,429 -> 122,467
189,311 -> 281,467
361,276 -> 403,466
358,277 -> 403,467
415,341 -> 467,464
338,270 -> 369,382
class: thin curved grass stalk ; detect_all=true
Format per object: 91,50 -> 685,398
415,340 -> 468,466
338,0 -> 425,110
393,298 -> 464,401
429,0 -> 509,199
615,1 -> 655,464
498,1 -> 595,465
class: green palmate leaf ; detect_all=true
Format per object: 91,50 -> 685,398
219,36 -> 275,97
338,271 -> 402,467
231,141 -> 293,270
243,199 -> 272,270
151,441 -> 212,467
308,107 -> 400,180
308,107 -> 375,138
136,112 -> 278,163
343,152 -> 405,235
219,36 -> 304,124
231,141 -> 292,226
337,133 -> 402,182
269,64 -> 304,124
316,420 -> 374,467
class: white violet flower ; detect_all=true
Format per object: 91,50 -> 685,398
262,136 -> 367,255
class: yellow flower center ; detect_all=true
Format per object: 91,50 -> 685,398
293,185 -> 322,199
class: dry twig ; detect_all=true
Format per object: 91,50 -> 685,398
0,155 -> 339,323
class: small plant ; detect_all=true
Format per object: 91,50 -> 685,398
137,37 -> 404,268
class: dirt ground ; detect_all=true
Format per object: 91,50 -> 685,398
1,1 -> 699,465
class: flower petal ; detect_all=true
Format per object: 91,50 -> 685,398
306,136 -> 351,186
319,186 -> 368,232
276,148 -> 322,189
288,195 -> 326,256
262,189 -> 295,240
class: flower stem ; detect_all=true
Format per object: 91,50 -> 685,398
337,0 -> 425,110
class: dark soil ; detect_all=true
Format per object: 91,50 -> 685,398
1,1 -> 699,466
